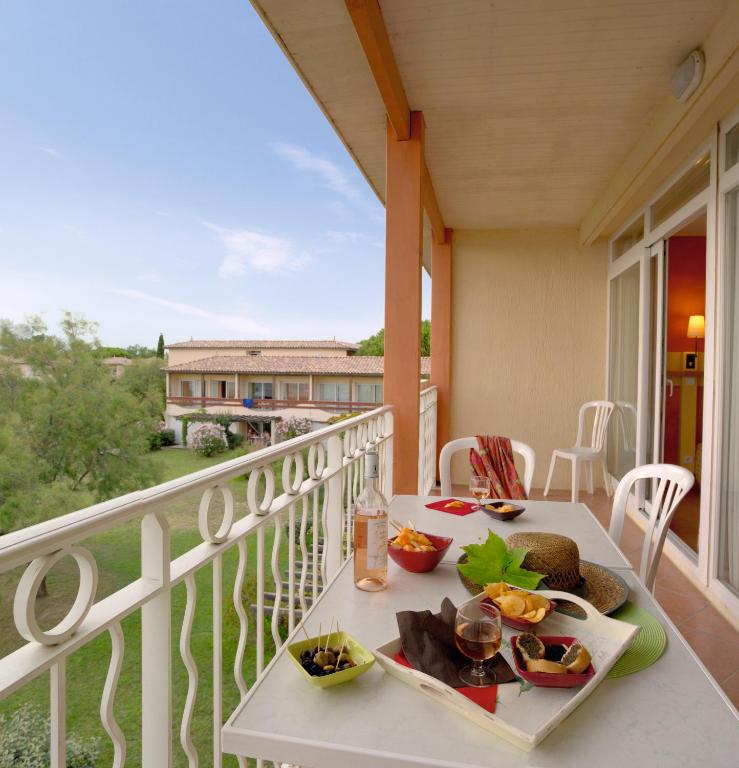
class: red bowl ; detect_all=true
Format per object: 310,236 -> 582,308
387,532 -> 453,573
511,635 -> 595,688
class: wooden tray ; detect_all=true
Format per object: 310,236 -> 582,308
374,590 -> 639,752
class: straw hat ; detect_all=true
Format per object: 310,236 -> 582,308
505,532 -> 628,615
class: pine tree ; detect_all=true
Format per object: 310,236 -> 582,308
156,332 -> 165,358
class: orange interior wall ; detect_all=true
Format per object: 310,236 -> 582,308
666,236 -> 706,353
664,236 -> 706,465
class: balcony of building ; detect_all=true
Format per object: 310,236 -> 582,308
2,0 -> 739,765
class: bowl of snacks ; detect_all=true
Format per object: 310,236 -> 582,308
483,582 -> 556,630
388,525 -> 453,573
511,633 -> 594,688
288,630 -> 375,689
481,500 -> 525,521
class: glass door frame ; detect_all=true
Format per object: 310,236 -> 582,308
607,135 -> 717,587
709,106 -> 739,616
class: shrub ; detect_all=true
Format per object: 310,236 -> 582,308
213,414 -> 243,449
147,421 -> 175,450
0,703 -> 99,768
159,428 -> 176,446
147,431 -> 163,451
275,416 -> 313,442
190,422 -> 228,457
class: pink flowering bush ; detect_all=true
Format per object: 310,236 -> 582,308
190,422 -> 228,457
275,416 -> 313,442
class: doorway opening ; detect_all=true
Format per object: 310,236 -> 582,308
658,213 -> 707,553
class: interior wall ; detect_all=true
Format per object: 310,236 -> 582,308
450,229 -> 608,489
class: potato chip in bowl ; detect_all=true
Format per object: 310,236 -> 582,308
483,582 -> 555,629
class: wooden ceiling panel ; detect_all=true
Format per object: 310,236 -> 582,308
252,0 -> 729,229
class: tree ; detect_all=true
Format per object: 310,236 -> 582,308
356,320 -> 431,356
125,343 -> 157,358
119,357 -> 166,419
156,332 -> 165,358
0,313 -> 162,531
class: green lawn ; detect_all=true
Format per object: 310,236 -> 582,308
0,446 -> 299,767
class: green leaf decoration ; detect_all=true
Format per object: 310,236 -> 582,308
458,531 -> 507,585
458,530 -> 546,590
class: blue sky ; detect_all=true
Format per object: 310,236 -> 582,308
0,0 -> 430,347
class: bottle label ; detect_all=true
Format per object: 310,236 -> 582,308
364,516 -> 388,570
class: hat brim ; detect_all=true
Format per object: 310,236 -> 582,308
548,561 -> 629,617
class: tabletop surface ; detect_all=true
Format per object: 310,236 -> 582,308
223,495 -> 739,768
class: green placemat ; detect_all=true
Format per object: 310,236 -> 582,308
608,601 -> 667,678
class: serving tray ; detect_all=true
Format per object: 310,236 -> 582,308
374,590 -> 639,752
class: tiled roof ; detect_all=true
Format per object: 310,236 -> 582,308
165,339 -> 359,351
164,355 -> 431,376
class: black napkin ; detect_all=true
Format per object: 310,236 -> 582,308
396,597 -> 515,688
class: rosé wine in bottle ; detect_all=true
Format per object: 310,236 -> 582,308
353,450 -> 388,591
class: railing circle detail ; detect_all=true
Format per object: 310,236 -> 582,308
282,452 -> 305,495
14,546 -> 98,646
307,443 -> 326,479
198,485 -> 235,543
247,466 -> 275,515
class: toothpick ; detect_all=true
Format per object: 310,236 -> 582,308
300,623 -> 312,644
408,519 -> 416,531
337,633 -> 348,665
324,617 -> 334,652
389,518 -> 403,532
318,622 -> 322,650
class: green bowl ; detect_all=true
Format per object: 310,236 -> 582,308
287,631 -> 375,689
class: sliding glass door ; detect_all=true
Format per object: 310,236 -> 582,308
607,262 -> 641,480
716,118 -> 739,598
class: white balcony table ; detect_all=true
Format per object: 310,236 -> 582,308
222,495 -> 739,767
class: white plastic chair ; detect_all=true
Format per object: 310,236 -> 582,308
609,463 -> 694,593
439,437 -> 535,498
543,400 -> 615,503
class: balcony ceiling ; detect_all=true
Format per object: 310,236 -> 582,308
251,0 -> 729,231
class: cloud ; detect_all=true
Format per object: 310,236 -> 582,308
116,289 -> 267,334
271,142 -> 361,201
39,145 -> 63,159
204,222 -> 310,276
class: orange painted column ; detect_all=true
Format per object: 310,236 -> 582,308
431,228 -> 453,469
384,111 -> 424,494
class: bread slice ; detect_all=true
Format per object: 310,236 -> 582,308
561,642 -> 591,674
526,658 -> 567,674
516,632 -> 545,663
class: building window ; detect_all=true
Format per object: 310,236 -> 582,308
247,350 -> 261,356
357,383 -> 383,403
317,382 -> 350,402
249,382 -> 273,399
181,380 -> 202,397
281,382 -> 309,400
208,380 -> 235,398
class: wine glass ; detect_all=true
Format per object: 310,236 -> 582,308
469,473 -> 491,509
454,599 -> 502,687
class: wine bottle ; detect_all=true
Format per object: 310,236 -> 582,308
353,450 -> 388,591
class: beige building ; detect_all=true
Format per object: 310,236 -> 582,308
163,339 -> 429,442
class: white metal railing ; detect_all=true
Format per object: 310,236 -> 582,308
418,386 -> 438,495
0,407 -> 393,767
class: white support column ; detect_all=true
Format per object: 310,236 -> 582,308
141,511 -> 172,768
325,434 -> 344,581
50,660 -> 66,768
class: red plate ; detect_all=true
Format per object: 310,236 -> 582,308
511,635 -> 595,688
482,588 -> 556,630
387,532 -> 453,573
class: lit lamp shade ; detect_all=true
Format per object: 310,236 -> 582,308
687,314 -> 705,339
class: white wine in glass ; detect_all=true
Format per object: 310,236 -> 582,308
469,474 -> 491,508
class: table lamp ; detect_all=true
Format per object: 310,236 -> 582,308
686,314 -> 704,369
